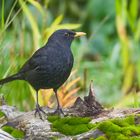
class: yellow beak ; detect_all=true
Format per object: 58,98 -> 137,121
74,32 -> 86,37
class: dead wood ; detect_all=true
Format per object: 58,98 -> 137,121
0,83 -> 140,140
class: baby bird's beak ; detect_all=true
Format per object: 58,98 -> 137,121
74,32 -> 86,38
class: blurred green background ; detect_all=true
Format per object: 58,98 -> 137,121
0,0 -> 140,111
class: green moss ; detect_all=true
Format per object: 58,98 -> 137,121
88,123 -> 96,129
130,136 -> 140,140
48,115 -> 140,138
0,111 -> 5,118
2,126 -> 14,134
90,138 -> 95,140
95,136 -> 107,140
107,133 -> 128,140
96,115 -> 140,140
98,121 -> 122,133
112,115 -> 135,127
48,115 -> 60,122
122,126 -> 140,135
48,116 -> 95,136
2,126 -> 25,139
53,117 -> 91,126
11,129 -> 25,139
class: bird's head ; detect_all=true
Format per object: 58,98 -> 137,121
48,29 -> 86,48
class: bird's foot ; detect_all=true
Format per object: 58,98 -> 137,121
54,107 -> 64,117
34,104 -> 47,120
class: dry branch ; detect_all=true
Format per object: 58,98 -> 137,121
0,83 -> 140,140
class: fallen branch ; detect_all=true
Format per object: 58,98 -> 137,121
0,83 -> 140,140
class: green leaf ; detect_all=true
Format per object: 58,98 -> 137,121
135,19 -> 140,42
127,0 -> 138,32
51,15 -> 63,27
27,0 -> 44,15
129,0 -> 138,23
57,23 -> 81,30
1,0 -> 5,29
116,0 -> 122,16
19,0 -> 40,49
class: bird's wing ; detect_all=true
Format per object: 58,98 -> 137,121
19,47 -> 49,74
19,57 -> 39,73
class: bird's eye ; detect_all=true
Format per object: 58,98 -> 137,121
64,32 -> 70,37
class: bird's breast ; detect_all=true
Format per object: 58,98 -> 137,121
51,48 -> 73,75
40,49 -> 73,89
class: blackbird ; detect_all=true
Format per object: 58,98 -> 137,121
0,29 -> 86,118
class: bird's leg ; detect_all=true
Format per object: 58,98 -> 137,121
54,89 -> 64,115
34,91 -> 46,119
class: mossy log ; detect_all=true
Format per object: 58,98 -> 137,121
0,84 -> 140,140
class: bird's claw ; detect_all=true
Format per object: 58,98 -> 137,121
34,104 -> 47,120
54,107 -> 64,117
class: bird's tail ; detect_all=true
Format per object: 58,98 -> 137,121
0,74 -> 21,85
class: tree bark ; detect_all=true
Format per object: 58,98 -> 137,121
0,83 -> 140,140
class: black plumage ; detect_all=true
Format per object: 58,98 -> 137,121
0,29 -> 86,118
